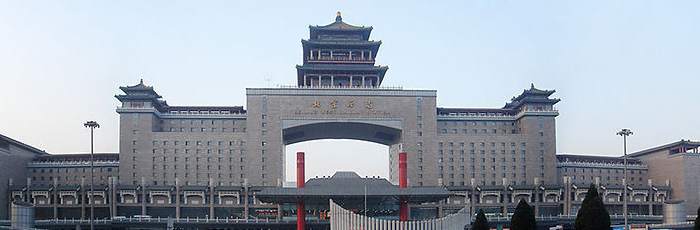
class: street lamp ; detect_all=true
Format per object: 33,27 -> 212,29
84,121 -> 99,230
617,128 -> 633,230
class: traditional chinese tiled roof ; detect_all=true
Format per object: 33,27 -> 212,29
10,185 -> 26,191
628,185 -> 651,190
476,185 -> 506,191
445,186 -> 473,191
503,84 -> 560,110
28,185 -> 53,191
256,171 -> 451,204
309,12 -> 373,40
509,184 -> 536,190
179,185 -> 208,191
118,79 -> 160,97
214,186 -> 243,191
601,184 -> 624,190
146,185 -> 175,191
115,184 -> 140,190
57,185 -> 81,191
84,185 -> 109,190
540,184 -> 561,190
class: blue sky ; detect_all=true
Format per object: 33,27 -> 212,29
1,1 -> 698,180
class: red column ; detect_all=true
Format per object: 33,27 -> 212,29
297,152 -> 305,189
297,152 -> 305,230
399,152 -> 408,221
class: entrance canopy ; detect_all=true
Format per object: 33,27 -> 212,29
256,172 -> 451,205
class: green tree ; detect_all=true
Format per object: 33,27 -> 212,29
510,198 -> 536,230
471,209 -> 489,230
575,184 -> 611,230
694,206 -> 700,230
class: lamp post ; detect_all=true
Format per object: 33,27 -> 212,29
84,121 -> 99,230
617,128 -> 633,230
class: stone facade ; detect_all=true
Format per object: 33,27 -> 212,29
627,140 -> 700,215
0,134 -> 47,219
3,13 -> 699,220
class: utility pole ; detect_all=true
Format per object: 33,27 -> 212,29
84,121 -> 100,230
617,128 -> 633,230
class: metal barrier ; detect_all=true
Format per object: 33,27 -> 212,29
329,199 -> 469,230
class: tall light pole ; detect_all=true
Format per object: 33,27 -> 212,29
84,121 -> 99,230
617,128 -> 633,230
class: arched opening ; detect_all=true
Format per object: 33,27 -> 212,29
282,121 -> 402,146
281,120 -> 403,182
285,139 -> 389,182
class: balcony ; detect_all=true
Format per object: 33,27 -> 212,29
305,56 -> 374,63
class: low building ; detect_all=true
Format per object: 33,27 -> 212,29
628,140 -> 700,215
0,134 -> 47,219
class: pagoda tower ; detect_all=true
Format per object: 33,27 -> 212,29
296,12 -> 388,88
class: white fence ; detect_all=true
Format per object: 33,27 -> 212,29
329,200 -> 469,230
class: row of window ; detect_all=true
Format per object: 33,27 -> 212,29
437,157 -> 545,163
438,121 -> 515,127
33,175 -> 108,182
142,148 -> 246,155
436,149 -> 543,155
31,167 -> 115,173
432,172 -> 546,180
439,142 -> 537,148
164,127 -> 247,133
166,119 -> 242,125
438,129 -> 516,135
561,168 -> 644,174
563,174 -> 644,182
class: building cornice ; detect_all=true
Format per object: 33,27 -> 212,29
246,87 -> 436,97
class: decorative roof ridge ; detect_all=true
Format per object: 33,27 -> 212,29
511,83 -> 556,101
309,12 -> 372,31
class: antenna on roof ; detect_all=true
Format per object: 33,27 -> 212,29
264,75 -> 272,87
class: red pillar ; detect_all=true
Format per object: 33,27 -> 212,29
297,152 -> 305,230
399,152 -> 408,221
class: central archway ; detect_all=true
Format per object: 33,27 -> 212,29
282,121 -> 403,146
281,119 -> 404,182
285,139 -> 389,181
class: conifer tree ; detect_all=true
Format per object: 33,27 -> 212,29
694,206 -> 700,230
575,184 -> 611,230
471,209 -> 489,230
510,198 -> 536,230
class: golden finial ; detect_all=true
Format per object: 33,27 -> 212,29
335,11 -> 342,22
337,11 -> 341,17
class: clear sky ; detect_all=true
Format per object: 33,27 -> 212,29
1,1 -> 698,181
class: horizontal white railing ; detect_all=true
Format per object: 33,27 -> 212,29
329,199 -> 469,230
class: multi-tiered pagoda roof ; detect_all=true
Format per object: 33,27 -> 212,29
296,12 -> 388,88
